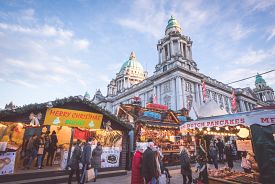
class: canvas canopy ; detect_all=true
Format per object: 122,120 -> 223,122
180,109 -> 275,131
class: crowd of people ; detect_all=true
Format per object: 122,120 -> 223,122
132,139 -> 205,184
67,137 -> 103,184
22,130 -> 58,169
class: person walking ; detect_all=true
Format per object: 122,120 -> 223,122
68,139 -> 82,184
42,131 -> 51,167
131,145 -> 144,184
209,143 -> 218,169
141,139 -> 157,184
37,136 -> 45,169
225,143 -> 234,170
92,142 -> 103,182
47,130 -> 58,166
180,147 -> 192,184
26,134 -> 39,169
80,137 -> 93,184
216,139 -> 224,162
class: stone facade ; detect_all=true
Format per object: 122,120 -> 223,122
93,17 -> 274,115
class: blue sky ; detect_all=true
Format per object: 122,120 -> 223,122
0,0 -> 274,108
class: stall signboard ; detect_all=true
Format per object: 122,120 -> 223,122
180,111 -> 275,131
146,103 -> 168,111
0,152 -> 16,175
44,108 -> 103,129
143,111 -> 161,119
236,140 -> 253,152
101,147 -> 120,168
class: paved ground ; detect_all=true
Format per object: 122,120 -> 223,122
64,161 -> 242,184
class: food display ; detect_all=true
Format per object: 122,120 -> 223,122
208,168 -> 261,184
95,130 -> 122,147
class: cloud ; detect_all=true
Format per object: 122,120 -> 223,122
234,46 -> 275,65
230,24 -> 254,41
74,39 -> 90,50
116,0 -> 215,38
0,11 -> 95,90
245,0 -> 275,12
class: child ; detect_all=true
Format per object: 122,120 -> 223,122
195,156 -> 208,184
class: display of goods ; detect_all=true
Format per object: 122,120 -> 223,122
95,130 -> 122,147
208,167 -> 240,178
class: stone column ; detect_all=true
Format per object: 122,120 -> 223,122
158,84 -> 161,104
145,92 -> 148,106
167,43 -> 170,60
170,41 -> 174,56
171,78 -> 176,110
189,46 -> 192,60
195,83 -> 200,105
176,77 -> 183,110
239,100 -> 245,112
178,41 -> 181,55
158,50 -> 161,64
182,78 -> 186,108
199,84 -> 203,104
185,44 -> 188,59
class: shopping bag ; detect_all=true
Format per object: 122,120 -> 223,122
158,174 -> 166,184
85,168 -> 95,182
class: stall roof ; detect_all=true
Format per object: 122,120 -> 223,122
180,109 -> 275,130
0,96 -> 132,130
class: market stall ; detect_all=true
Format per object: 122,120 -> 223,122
180,109 -> 275,184
117,103 -> 189,166
0,96 -> 131,175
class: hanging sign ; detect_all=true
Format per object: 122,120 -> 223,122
44,108 -> 103,129
236,140 -> 253,152
180,112 -> 275,131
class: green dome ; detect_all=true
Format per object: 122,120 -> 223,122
255,73 -> 266,84
120,52 -> 144,73
165,16 -> 182,32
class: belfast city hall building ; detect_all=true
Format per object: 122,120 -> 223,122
92,17 -> 274,115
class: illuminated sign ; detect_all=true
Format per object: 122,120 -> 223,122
44,108 -> 103,129
143,111 -> 161,119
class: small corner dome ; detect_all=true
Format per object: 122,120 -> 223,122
255,73 -> 266,84
165,16 -> 182,35
119,52 -> 144,73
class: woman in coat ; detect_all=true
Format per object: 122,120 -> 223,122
68,140 -> 82,184
92,142 -> 103,182
180,147 -> 192,184
131,145 -> 144,184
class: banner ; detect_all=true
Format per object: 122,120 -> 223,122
0,152 -> 16,175
44,108 -> 103,129
231,90 -> 237,113
236,140 -> 253,152
180,111 -> 275,131
101,147 -> 120,168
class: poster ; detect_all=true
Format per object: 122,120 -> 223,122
0,152 -> 16,175
101,147 -> 120,168
236,140 -> 253,152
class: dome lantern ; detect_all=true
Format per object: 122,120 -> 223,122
165,16 -> 182,35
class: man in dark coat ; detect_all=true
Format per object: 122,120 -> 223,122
92,142 -> 103,182
216,139 -> 224,162
80,137 -> 93,184
180,147 -> 192,184
47,130 -> 58,166
68,139 -> 82,184
141,139 -> 156,183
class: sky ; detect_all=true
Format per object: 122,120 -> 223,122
0,0 -> 275,108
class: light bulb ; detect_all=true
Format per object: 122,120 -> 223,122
225,126 -> 229,130
216,127 -> 220,131
207,127 -> 210,131
236,126 -> 240,129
